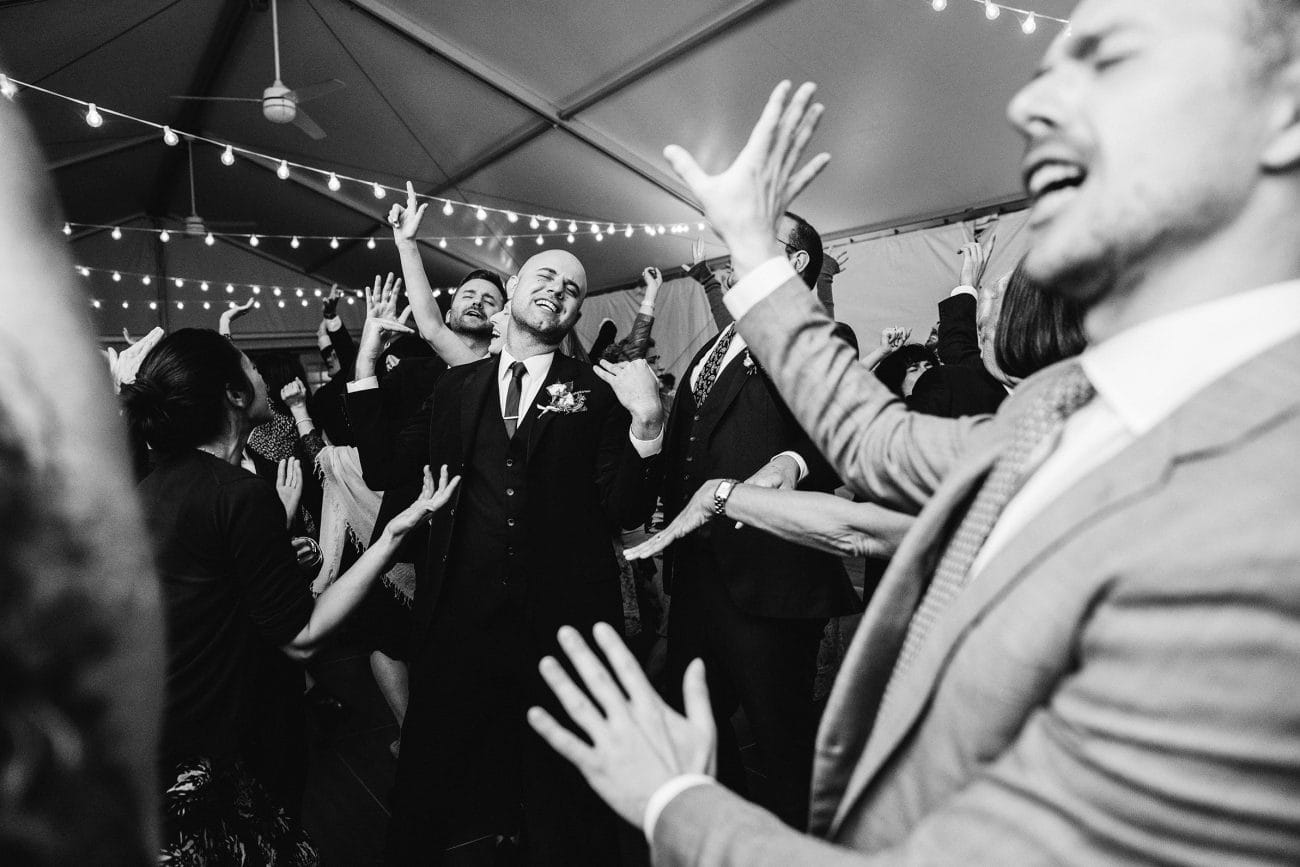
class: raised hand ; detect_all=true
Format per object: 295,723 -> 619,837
218,297 -> 256,336
106,325 -> 164,391
384,465 -> 461,538
663,81 -> 829,281
642,266 -> 663,293
276,457 -> 303,526
880,326 -> 911,353
322,285 -> 345,318
594,358 -> 665,438
388,181 -> 429,244
960,240 -> 990,288
527,623 -> 717,827
358,272 -> 415,373
280,377 -> 309,410
623,480 -> 719,561
682,236 -> 706,272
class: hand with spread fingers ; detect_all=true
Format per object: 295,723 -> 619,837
276,457 -> 303,527
527,623 -> 717,827
218,297 -> 257,336
383,464 -> 461,539
356,272 -> 415,380
594,358 -> 666,439
623,480 -> 721,562
106,325 -> 164,392
388,181 -> 429,245
663,81 -> 830,282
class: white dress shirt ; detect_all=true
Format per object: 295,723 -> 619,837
644,260 -> 1300,842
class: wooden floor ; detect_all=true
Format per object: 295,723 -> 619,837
300,557 -> 868,865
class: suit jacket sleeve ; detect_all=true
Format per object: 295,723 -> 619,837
328,319 -> 358,377
935,293 -> 983,371
735,277 -> 991,514
593,388 -> 659,531
342,384 -> 429,492
688,262 -> 734,331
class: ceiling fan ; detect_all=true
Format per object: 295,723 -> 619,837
171,0 -> 344,140
167,140 -> 256,239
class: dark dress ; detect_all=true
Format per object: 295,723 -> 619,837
138,448 -> 318,865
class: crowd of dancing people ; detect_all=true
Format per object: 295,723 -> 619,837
3,1 -> 1300,865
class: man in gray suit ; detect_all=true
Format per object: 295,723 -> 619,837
526,0 -> 1300,863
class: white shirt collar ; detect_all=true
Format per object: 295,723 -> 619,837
1081,280 -> 1300,436
499,347 -> 554,382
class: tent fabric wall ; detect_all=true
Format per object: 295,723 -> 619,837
573,210 -> 1032,382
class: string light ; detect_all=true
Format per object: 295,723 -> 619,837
985,0 -> 1000,20
200,282 -> 209,291
506,212 -> 518,223
327,172 -> 341,191
148,301 -> 157,310
535,235 -> 544,245
110,226 -> 122,241
162,125 -> 180,146
372,182 -> 386,199
203,301 -> 211,310
0,74 -> 16,100
330,237 -> 339,249
220,144 -> 235,166
367,237 -> 376,250
276,160 -> 291,180
566,233 -> 575,244
546,219 -> 558,232
605,223 -> 615,235
84,103 -> 103,128
505,236 -> 514,247
442,201 -> 454,216
595,232 -> 604,242
62,222 -> 72,236
111,271 -> 121,282
141,275 -> 151,285
475,206 -> 488,221
439,238 -> 447,248
176,301 -> 184,310
290,236 -> 300,248
205,232 -> 215,246
225,284 -> 234,294
121,300 -> 129,308
272,287 -> 282,296
174,278 -> 184,288
932,0 -> 947,9
624,225 -> 634,238
568,220 -> 578,233
529,216 -> 540,230
248,234 -> 259,247
917,0 -> 1066,31
159,229 -> 170,242
474,236 -> 483,246
1021,11 -> 1036,33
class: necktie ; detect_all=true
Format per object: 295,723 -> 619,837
503,360 -> 528,439
692,324 -> 736,406
878,361 -> 1096,712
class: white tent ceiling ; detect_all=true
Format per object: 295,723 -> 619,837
1,0 -> 1075,340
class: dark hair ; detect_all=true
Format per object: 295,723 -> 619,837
782,211 -> 823,290
994,258 -> 1087,380
458,269 -> 507,306
247,351 -> 309,415
874,344 -> 937,398
120,329 -> 252,456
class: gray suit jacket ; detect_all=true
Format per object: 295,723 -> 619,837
652,277 -> 1300,865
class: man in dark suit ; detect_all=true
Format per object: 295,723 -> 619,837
651,211 -> 861,829
369,249 -> 665,865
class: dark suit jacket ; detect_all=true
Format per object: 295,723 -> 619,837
352,352 -> 658,642
913,293 -> 1006,418
654,324 -> 861,620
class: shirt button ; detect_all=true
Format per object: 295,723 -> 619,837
506,459 -> 514,467
506,488 -> 515,496
688,435 -> 696,443
507,518 -> 516,527
686,456 -> 693,463
693,414 -> 700,422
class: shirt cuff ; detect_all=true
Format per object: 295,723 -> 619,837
630,425 -> 664,458
643,774 -> 717,844
950,285 -> 977,299
724,257 -> 798,321
774,450 -> 809,483
346,376 -> 378,392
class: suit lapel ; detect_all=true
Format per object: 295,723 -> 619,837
524,353 -> 574,461
824,334 -> 1300,837
459,358 -> 499,465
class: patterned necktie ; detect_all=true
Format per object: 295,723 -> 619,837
502,360 -> 528,439
692,324 -> 736,406
878,361 -> 1096,712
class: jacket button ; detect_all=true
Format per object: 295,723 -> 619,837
686,456 -> 693,463
693,414 -> 700,422
688,435 -> 696,443
506,488 -> 515,496
506,458 -> 514,467
507,518 -> 516,527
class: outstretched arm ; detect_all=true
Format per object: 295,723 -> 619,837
388,182 -> 481,367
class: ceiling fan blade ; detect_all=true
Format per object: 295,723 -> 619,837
291,108 -> 327,140
170,95 -> 262,103
289,78 -> 345,104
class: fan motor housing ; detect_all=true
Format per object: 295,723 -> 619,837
262,83 -> 297,124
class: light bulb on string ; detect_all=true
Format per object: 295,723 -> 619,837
84,103 -> 103,127
91,299 -> 101,309
657,225 -> 666,235
62,222 -> 71,236
367,237 -> 377,250
535,235 -> 544,245
295,288 -> 303,297
205,232 -> 215,246
605,223 -> 615,235
1021,12 -> 1036,33
121,301 -> 129,309
159,229 -> 171,242
330,237 -> 340,249
643,225 -> 654,236
505,236 -> 514,247
78,266 -> 91,277
313,288 -> 323,298
595,232 -> 603,242
931,0 -> 946,10
290,236 -> 300,249
985,1 -> 1000,20
546,219 -> 558,232
251,286 -> 260,295
0,74 -> 17,100
566,233 -> 575,244
506,211 -> 518,223
301,299 -> 309,307
225,284 -> 234,294
529,216 -> 540,230
278,300 -> 285,308
568,220 -> 578,233
111,271 -> 121,282
624,225 -> 634,238
220,144 -> 234,166
141,275 -> 151,285
327,172 -> 341,191
176,301 -> 184,310
276,160 -> 290,180
442,201 -> 454,216
697,222 -> 706,231
111,226 -> 122,241
148,301 -> 157,311
174,278 -> 184,288
203,301 -> 211,310
162,125 -> 179,146
372,182 -> 386,199
439,238 -> 447,248
249,234 -> 259,247
272,287 -> 281,297
590,223 -> 599,234
475,206 -> 487,221
474,236 -> 483,246
200,282 -> 209,292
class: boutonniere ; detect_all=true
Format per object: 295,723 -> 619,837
538,381 -> 590,415
741,350 -> 761,376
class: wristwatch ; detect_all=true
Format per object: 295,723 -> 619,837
712,479 -> 739,518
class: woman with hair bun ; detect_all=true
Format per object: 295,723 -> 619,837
121,328 -> 459,864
